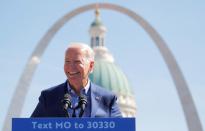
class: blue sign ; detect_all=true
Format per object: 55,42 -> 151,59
12,118 -> 135,131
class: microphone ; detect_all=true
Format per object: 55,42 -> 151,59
78,95 -> 87,117
62,93 -> 72,117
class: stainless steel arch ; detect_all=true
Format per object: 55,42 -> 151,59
3,3 -> 203,131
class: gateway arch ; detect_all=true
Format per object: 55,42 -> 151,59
3,3 -> 203,131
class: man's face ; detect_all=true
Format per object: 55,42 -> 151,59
64,47 -> 94,89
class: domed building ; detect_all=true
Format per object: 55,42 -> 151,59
89,9 -> 137,117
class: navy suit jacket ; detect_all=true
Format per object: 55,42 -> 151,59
31,81 -> 122,117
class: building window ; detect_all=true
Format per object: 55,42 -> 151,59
101,38 -> 104,46
96,37 -> 99,46
91,38 -> 94,47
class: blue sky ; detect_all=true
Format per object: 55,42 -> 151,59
0,0 -> 205,131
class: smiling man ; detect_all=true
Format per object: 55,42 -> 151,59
31,42 -> 122,118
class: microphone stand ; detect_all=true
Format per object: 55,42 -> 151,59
62,93 -> 72,118
78,95 -> 87,118
62,94 -> 87,118
63,108 -> 70,117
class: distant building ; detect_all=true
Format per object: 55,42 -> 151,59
89,9 -> 137,117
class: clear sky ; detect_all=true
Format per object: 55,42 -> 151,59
0,0 -> 205,131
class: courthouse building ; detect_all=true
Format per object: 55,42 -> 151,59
89,9 -> 137,117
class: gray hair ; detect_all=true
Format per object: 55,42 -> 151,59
67,42 -> 95,61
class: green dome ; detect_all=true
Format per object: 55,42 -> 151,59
89,60 -> 133,96
91,18 -> 104,27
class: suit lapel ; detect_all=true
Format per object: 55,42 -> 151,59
90,83 -> 102,117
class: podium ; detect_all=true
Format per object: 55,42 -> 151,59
12,118 -> 135,131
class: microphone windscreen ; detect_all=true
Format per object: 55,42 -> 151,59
64,93 -> 71,99
79,95 -> 87,105
63,93 -> 72,109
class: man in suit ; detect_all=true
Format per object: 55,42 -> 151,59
31,42 -> 122,117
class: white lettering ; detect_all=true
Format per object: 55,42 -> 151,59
32,122 -> 52,129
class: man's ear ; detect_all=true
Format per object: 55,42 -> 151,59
89,61 -> 95,73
